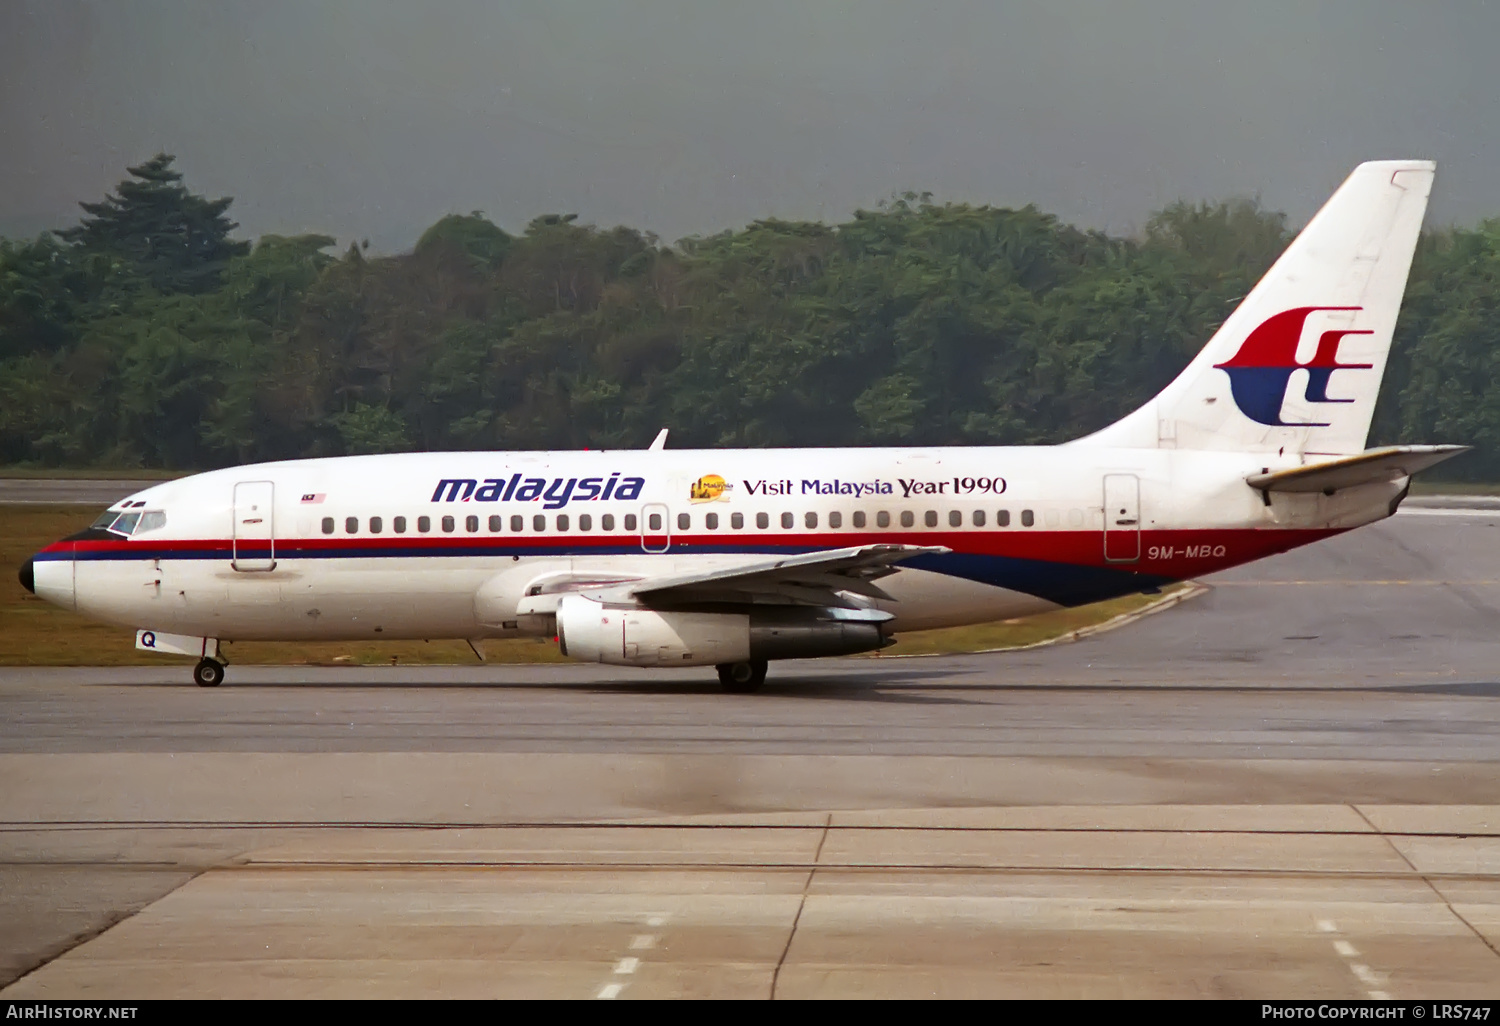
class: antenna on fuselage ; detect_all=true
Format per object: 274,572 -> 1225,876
649,428 -> 668,451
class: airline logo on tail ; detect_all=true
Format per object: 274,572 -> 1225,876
1214,307 -> 1373,426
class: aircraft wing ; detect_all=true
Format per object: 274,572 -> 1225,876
1245,444 -> 1469,495
592,543 -> 948,607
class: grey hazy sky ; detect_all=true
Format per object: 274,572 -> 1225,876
3,1 -> 1496,252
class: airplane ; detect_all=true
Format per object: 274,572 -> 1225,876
18,160 -> 1466,691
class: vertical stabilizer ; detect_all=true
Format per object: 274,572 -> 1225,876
1076,160 -> 1433,455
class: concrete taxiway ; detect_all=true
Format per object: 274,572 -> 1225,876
1,508 -> 1497,996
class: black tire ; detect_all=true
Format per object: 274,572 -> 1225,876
193,658 -> 225,688
716,659 -> 768,694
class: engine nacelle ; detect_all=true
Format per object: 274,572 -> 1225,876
556,595 -> 889,668
557,594 -> 750,667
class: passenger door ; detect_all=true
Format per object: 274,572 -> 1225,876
1102,474 -> 1141,563
232,481 -> 276,571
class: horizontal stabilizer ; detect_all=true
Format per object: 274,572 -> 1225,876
1245,445 -> 1469,495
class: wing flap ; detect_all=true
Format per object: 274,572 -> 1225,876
1246,444 -> 1468,494
590,543 -> 948,608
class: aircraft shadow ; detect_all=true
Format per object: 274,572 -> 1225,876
1371,681 -> 1500,697
97,673 -> 1500,700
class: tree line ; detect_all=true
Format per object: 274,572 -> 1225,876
2,154 -> 1496,477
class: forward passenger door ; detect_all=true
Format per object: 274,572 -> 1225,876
232,481 -> 276,571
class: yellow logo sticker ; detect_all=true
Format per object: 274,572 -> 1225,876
689,474 -> 732,503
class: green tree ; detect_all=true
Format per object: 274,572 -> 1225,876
57,153 -> 249,294
416,212 -> 512,269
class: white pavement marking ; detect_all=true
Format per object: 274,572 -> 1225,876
592,914 -> 668,997
1319,918 -> 1391,999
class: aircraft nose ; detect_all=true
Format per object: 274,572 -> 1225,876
19,558 -> 35,594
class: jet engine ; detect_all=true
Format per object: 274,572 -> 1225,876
555,594 -> 889,668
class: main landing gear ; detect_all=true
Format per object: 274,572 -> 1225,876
193,657 -> 225,688
716,659 -> 768,694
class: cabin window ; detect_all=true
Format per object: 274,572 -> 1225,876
1068,508 -> 1085,527
370,516 -> 383,534
345,517 -> 359,534
677,512 -> 690,530
511,515 -> 523,532
648,513 -> 662,531
441,516 -> 455,533
853,511 -> 866,528
781,512 -> 794,529
731,512 -> 744,529
624,514 -> 637,531
804,511 -> 818,529
1046,509 -> 1061,528
418,516 -> 431,533
972,510 -> 986,527
900,511 -> 915,528
489,515 -> 502,532
876,511 -> 890,528
533,514 -> 546,532
466,515 -> 479,533
924,510 -> 938,528
829,511 -> 842,529
756,512 -> 770,529
321,517 -> 335,535
579,514 -> 592,531
705,512 -> 719,530
1021,509 -> 1034,527
948,510 -> 962,528
602,514 -> 616,531
556,514 -> 569,531
998,509 -> 1010,527
394,516 -> 407,533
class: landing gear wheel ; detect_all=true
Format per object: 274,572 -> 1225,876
193,658 -> 225,688
717,659 -> 768,694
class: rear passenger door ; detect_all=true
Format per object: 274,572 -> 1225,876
1102,474 -> 1140,563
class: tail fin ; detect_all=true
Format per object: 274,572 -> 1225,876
1076,160 -> 1434,455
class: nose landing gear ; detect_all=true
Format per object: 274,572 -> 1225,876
193,658 -> 225,688
716,659 -> 767,693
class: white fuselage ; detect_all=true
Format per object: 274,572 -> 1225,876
30,444 -> 1399,645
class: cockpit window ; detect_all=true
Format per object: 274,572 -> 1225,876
91,507 -> 166,536
109,512 -> 141,536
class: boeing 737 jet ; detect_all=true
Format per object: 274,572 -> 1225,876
20,160 -> 1464,690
